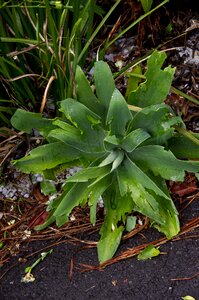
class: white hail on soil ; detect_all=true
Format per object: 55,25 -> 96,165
1,166 -> 104,207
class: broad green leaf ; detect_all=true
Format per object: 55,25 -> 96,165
52,182 -> 90,221
105,182 -> 135,223
132,145 -> 199,181
60,98 -> 101,133
126,216 -> 136,232
104,135 -> 121,151
137,244 -> 160,260
139,0 -> 153,13
129,105 -> 183,145
40,179 -> 56,195
66,165 -> 110,182
111,150 -> 124,172
49,126 -> 81,146
152,194 -> 180,238
97,226 -> 123,263
59,99 -> 105,152
125,65 -> 143,99
99,186 -> 129,237
75,65 -> 102,115
128,51 -> 175,107
120,156 -> 170,200
94,61 -> 115,114
99,150 -> 120,167
11,109 -> 56,137
13,142 -> 80,173
128,104 -> 169,132
182,296 -> 196,300
49,128 -> 101,154
53,119 -> 79,132
119,175 -> 164,225
117,157 -> 180,237
168,133 -> 199,159
88,175 -> 111,225
121,128 -> 150,152
106,89 -> 132,137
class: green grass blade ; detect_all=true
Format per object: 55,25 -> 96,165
105,0 -> 169,50
78,0 -> 122,63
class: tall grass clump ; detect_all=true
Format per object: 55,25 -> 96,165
0,0 -> 105,125
0,0 -> 171,126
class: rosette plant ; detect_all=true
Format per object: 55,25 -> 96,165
11,51 -> 199,263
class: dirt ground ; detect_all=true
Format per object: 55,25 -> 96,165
0,198 -> 199,300
1,231 -> 199,299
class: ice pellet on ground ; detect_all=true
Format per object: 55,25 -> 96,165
2,188 -> 8,195
1,166 -> 104,206
98,197 -> 104,208
23,193 -> 29,199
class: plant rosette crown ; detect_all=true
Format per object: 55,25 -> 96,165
11,51 -> 199,263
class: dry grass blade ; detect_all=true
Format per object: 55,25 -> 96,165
6,74 -> 43,82
0,128 -> 24,166
7,44 -> 39,58
122,217 -> 149,240
171,271 -> 199,281
40,75 -> 56,113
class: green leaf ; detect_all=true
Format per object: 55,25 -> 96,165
88,175 -> 111,225
121,128 -> 150,152
13,142 -> 80,173
137,244 -> 160,260
52,182 -> 90,222
49,124 -> 81,146
117,157 -> 180,237
129,104 -> 170,131
11,109 -> 56,137
126,216 -> 136,232
59,99 -> 105,153
125,65 -> 143,99
182,296 -> 196,300
152,195 -> 180,238
168,133 -> 199,159
132,145 -> 199,181
99,150 -> 119,167
66,165 -> 110,182
128,50 -> 175,107
128,104 -> 178,143
139,0 -> 153,13
111,150 -> 124,172
75,65 -> 102,115
0,241 -> 4,250
40,179 -> 56,196
106,89 -> 132,137
97,226 -> 123,263
60,98 -> 101,133
118,166 -> 164,225
120,156 -> 170,200
104,135 -> 121,151
94,61 -> 115,115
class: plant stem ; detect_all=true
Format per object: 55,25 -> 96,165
171,86 -> 199,105
174,126 -> 199,146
